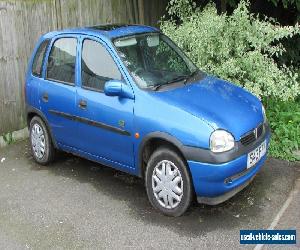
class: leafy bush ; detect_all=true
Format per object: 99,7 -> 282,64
161,0 -> 300,101
161,0 -> 300,161
266,99 -> 300,161
277,34 -> 300,69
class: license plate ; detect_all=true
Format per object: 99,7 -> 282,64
247,140 -> 266,169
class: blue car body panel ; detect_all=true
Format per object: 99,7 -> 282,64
74,34 -> 136,169
25,25 -> 270,203
103,25 -> 159,39
188,133 -> 270,198
153,76 -> 264,140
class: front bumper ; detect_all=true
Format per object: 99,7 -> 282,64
186,124 -> 271,205
197,174 -> 255,205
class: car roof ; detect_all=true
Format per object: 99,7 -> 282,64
43,24 -> 159,40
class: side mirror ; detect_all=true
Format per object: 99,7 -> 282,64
104,80 -> 134,99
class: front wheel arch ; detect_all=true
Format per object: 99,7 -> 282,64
145,145 -> 193,216
138,132 -> 188,178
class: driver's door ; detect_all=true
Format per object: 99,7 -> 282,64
75,37 -> 135,171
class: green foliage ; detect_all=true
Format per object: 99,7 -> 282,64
268,0 -> 300,11
161,0 -> 300,101
277,34 -> 300,68
2,132 -> 13,144
167,0 -> 197,20
199,0 -> 300,11
162,0 -> 300,161
265,99 -> 300,161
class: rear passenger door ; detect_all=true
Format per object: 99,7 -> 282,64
26,39 -> 50,109
39,36 -> 79,148
76,37 -> 135,170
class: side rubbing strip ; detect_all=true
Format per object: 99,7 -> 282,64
49,110 -> 131,136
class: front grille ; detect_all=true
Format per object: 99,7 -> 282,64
257,123 -> 263,137
240,123 -> 264,146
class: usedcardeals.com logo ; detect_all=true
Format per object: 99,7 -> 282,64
240,230 -> 296,244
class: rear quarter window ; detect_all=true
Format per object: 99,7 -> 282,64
32,39 -> 50,77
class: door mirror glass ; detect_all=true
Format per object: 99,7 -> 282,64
104,80 -> 134,99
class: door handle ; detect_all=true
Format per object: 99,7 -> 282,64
42,93 -> 48,102
79,99 -> 87,109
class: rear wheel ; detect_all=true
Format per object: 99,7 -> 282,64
29,116 -> 55,165
145,146 -> 193,217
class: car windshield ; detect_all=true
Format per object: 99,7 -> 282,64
113,33 -> 198,89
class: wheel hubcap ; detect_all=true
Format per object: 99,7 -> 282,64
152,160 -> 183,209
31,124 -> 45,159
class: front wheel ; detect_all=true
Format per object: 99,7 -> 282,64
145,146 -> 193,217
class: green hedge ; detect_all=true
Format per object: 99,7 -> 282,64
161,0 -> 300,100
265,99 -> 300,161
161,0 -> 300,160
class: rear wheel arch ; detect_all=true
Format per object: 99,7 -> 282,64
27,112 -> 36,128
29,116 -> 55,165
26,108 -> 58,148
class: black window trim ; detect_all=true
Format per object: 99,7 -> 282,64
45,77 -> 76,87
31,39 -> 50,78
81,85 -> 104,93
80,37 -> 124,93
45,36 -> 78,87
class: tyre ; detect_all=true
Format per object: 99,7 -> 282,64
145,146 -> 193,217
29,116 -> 55,165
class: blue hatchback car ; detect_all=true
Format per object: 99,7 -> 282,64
25,24 -> 270,216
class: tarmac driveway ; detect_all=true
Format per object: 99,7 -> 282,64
0,140 -> 299,249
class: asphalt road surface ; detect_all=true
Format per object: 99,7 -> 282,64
0,141 -> 299,249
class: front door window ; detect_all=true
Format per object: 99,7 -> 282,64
81,39 -> 122,91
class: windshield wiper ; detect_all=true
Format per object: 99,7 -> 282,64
151,83 -> 165,91
149,71 -> 199,91
152,75 -> 189,91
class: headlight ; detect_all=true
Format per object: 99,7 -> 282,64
210,130 -> 235,153
262,105 -> 267,123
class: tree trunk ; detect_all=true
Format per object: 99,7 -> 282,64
220,0 -> 227,13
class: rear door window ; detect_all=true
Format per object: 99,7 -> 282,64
46,38 -> 77,85
32,39 -> 49,77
